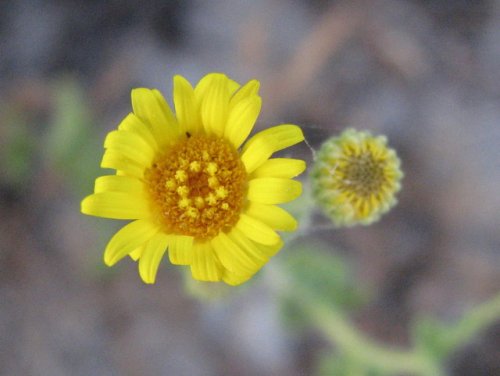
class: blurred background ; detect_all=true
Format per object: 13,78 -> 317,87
1,0 -> 499,375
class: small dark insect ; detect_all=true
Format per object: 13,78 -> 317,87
186,132 -> 191,138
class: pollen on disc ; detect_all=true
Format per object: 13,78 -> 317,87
145,135 -> 247,240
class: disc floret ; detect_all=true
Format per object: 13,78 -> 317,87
145,135 -> 247,240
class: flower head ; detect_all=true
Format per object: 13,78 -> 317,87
311,128 -> 402,226
81,73 -> 305,285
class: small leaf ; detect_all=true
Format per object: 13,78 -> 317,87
317,352 -> 384,376
44,77 -> 101,195
280,242 -> 365,331
412,316 -> 454,360
284,243 -> 365,310
0,105 -> 36,188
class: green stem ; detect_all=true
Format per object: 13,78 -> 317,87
297,290 -> 443,375
275,272 -> 500,376
443,293 -> 500,353
272,265 -> 500,375
269,269 -> 441,375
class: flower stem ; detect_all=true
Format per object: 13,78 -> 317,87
271,265 -> 500,375
443,293 -> 500,353
303,297 -> 442,375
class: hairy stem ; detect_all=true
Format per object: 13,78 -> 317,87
271,266 -> 500,375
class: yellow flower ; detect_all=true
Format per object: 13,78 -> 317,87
311,128 -> 402,226
81,73 -> 305,285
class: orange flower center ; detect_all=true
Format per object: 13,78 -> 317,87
145,135 -> 247,240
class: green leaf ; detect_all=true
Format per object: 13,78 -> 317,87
284,243 -> 365,311
44,77 -> 101,195
412,316 -> 454,361
45,78 -> 91,163
279,242 -> 365,331
0,105 -> 36,188
317,352 -> 384,376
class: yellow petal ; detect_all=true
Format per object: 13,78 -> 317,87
235,214 -> 280,245
256,239 -> 284,258
194,73 -> 216,102
247,178 -> 302,204
230,79 -> 260,108
251,158 -> 306,179
129,245 -> 144,261
131,88 -> 179,147
117,113 -> 158,152
227,77 -> 240,95
211,232 -> 261,275
227,227 -> 269,263
190,242 -> 222,282
103,220 -> 159,266
138,232 -> 169,284
241,124 -> 304,173
173,75 -> 201,134
201,74 -> 230,137
234,235 -> 284,260
152,88 -> 178,129
168,234 -> 194,265
222,270 -> 253,286
224,95 -> 262,149
94,175 -> 144,194
101,150 -> 144,178
195,73 -> 239,103
242,124 -> 304,153
104,130 -> 155,167
245,202 -> 297,231
81,192 -> 150,219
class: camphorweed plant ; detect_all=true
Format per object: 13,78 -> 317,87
77,74 -> 500,375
